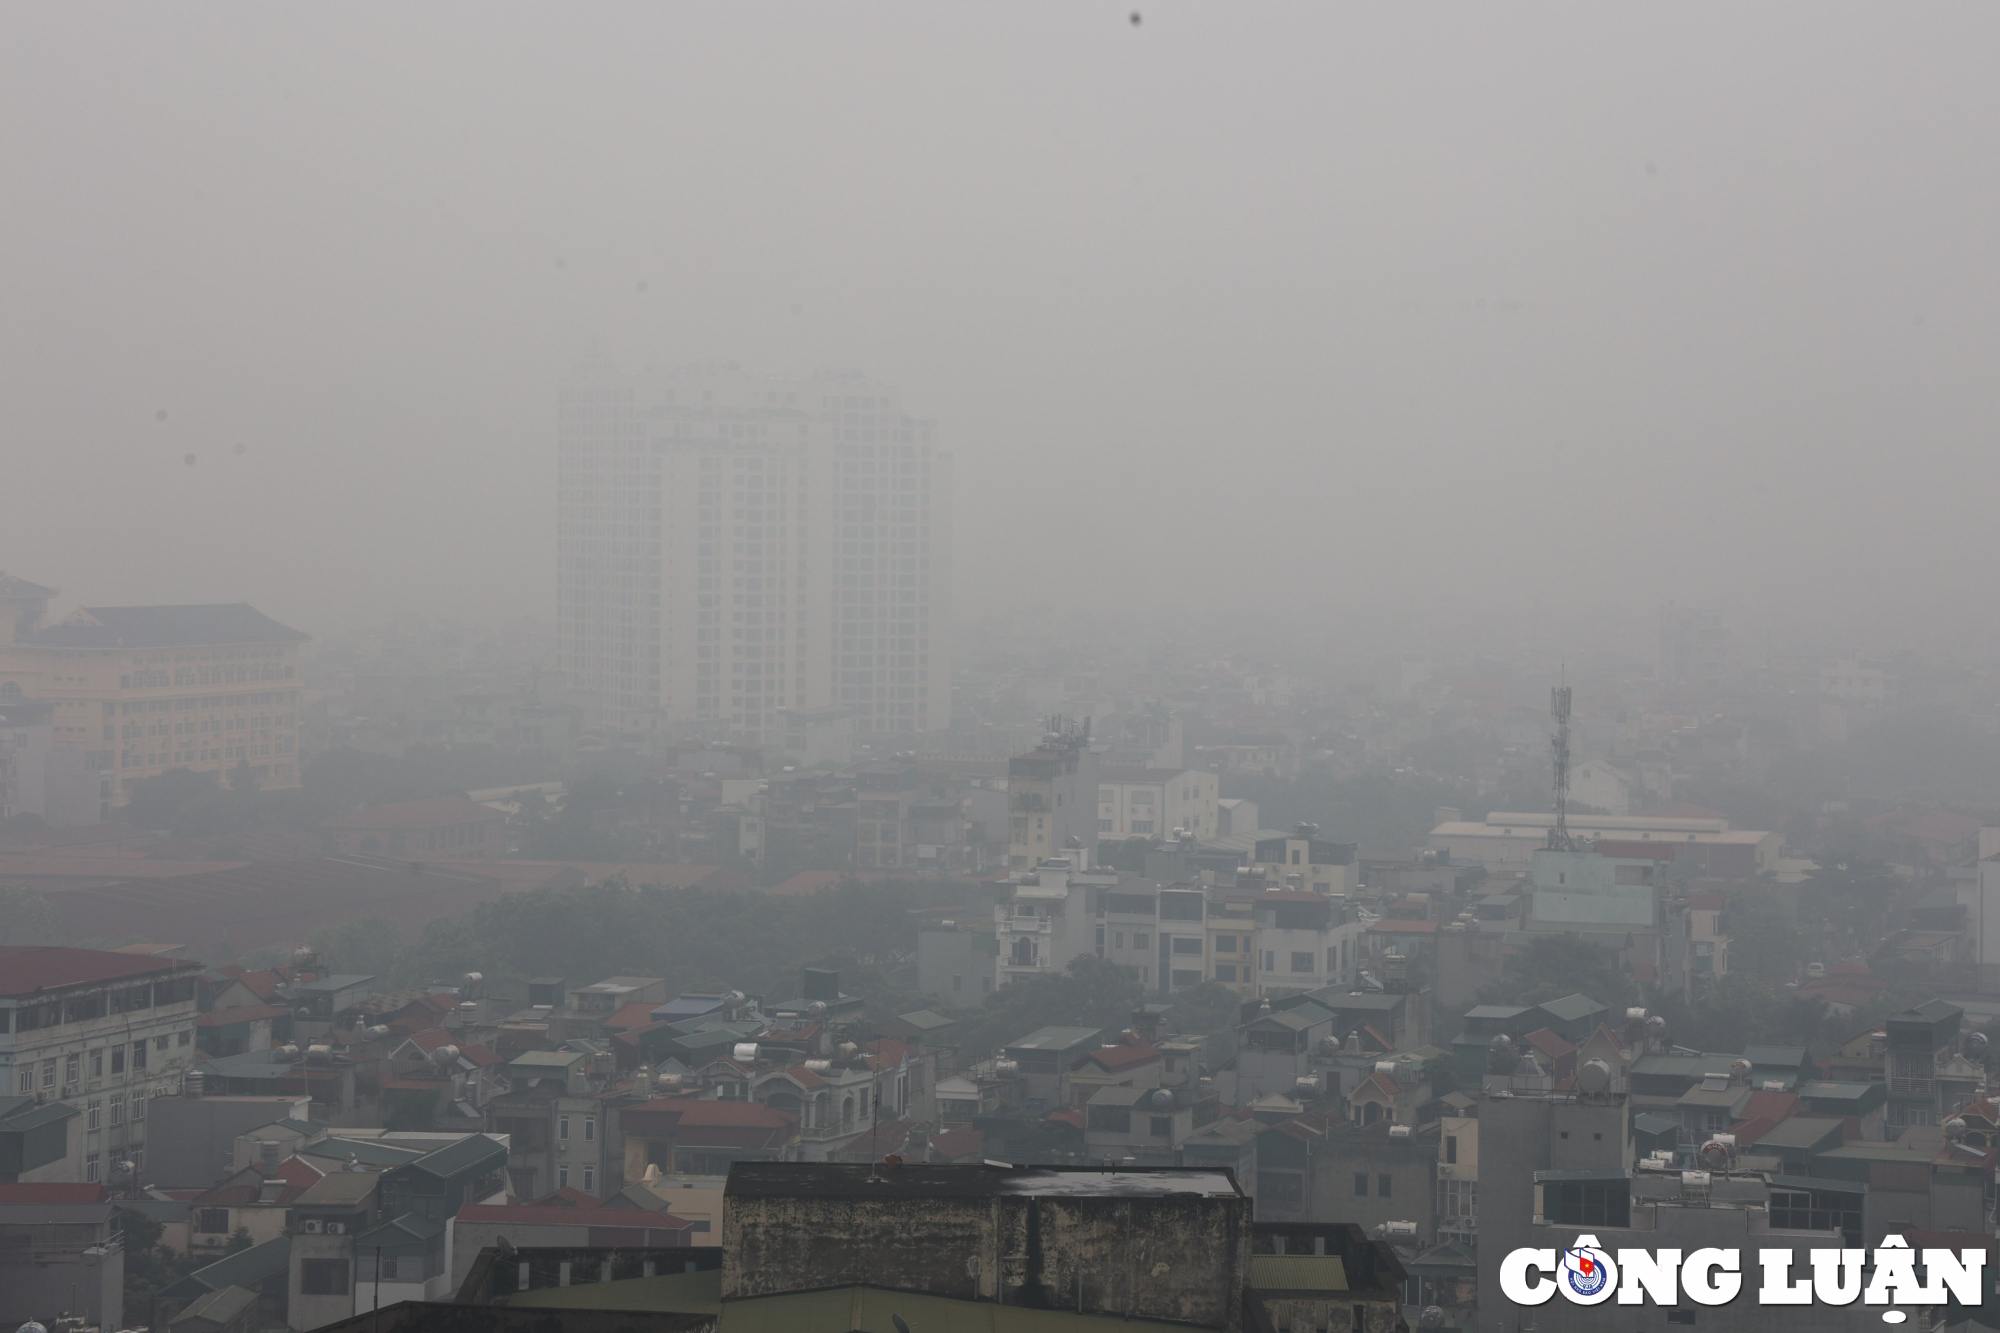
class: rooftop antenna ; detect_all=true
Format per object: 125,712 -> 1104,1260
1548,678 -> 1573,851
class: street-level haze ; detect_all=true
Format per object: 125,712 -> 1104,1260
3,4 -> 1998,655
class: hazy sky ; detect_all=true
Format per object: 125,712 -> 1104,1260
4,5 -> 1997,657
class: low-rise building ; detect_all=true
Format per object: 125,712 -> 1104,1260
0,944 -> 204,1183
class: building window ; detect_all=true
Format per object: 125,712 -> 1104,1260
1353,1172 -> 1368,1197
133,1092 -> 147,1121
583,1165 -> 596,1191
132,1040 -> 147,1070
66,1053 -> 80,1085
558,1115 -> 570,1142
1133,934 -> 1149,950
91,1049 -> 104,1078
1216,935 -> 1237,953
1445,1136 -> 1458,1164
1291,952 -> 1314,973
87,1100 -> 102,1130
111,1094 -> 124,1126
1378,1174 -> 1393,1198
583,1115 -> 596,1142
1215,964 -> 1237,982
380,1256 -> 400,1280
43,1059 -> 56,1088
17,1066 -> 32,1094
1150,1116 -> 1173,1138
558,1164 -> 570,1188
87,1152 -> 101,1182
197,1207 -> 230,1234
301,1259 -> 350,1295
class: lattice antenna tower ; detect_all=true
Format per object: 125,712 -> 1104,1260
1548,682 -> 1574,851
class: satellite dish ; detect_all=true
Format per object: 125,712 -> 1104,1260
1420,1307 -> 1445,1328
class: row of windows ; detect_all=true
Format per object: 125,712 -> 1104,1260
14,1033 -> 189,1090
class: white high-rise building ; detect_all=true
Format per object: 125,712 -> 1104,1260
556,358 -> 951,746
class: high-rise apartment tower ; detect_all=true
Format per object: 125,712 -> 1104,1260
556,359 -> 951,747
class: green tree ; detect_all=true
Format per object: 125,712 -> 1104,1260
119,1205 -> 199,1324
1162,981 -> 1243,1040
224,1225 -> 254,1255
948,957 -> 1148,1066
1724,892 -> 1804,986
310,916 -> 404,982
1477,934 -> 1636,1011
0,884 -> 61,945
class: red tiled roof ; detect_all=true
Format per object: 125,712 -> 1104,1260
0,1182 -> 109,1204
424,860 -> 743,891
1521,1028 -> 1575,1060
928,1127 -> 984,1160
322,797 -> 504,830
773,1065 -> 826,1090
0,945 -> 201,997
767,871 -> 849,897
620,1097 -> 797,1149
1739,1089 -> 1798,1125
603,1001 -> 662,1033
193,1154 -> 323,1206
1080,1042 -> 1162,1073
0,856 -> 248,879
529,1186 -> 601,1209
1356,1072 -> 1401,1098
402,1027 -> 457,1054
1043,1109 -> 1085,1130
864,1038 -> 911,1073
236,970 -> 285,1000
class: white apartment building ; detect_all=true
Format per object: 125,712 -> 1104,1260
0,946 -> 203,1183
556,358 -> 952,746
1096,765 -> 1220,841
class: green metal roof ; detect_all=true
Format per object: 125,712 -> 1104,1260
1251,1255 -> 1349,1293
505,1269 -> 721,1313
402,1132 -> 507,1179
716,1286 -> 1196,1333
509,1049 -> 583,1069
1007,1026 -> 1103,1052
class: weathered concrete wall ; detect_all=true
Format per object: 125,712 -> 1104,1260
723,1190 -> 1251,1333
722,1194 -> 996,1302
1004,1194 -> 1251,1332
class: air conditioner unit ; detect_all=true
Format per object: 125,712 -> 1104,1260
1437,1164 -> 1453,1177
302,1219 -> 323,1233
326,1222 -> 346,1235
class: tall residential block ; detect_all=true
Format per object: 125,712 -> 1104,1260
556,359 -> 952,747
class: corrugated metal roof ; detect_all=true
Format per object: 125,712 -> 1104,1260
1251,1255 -> 1349,1292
